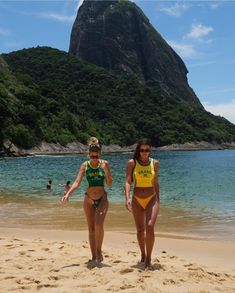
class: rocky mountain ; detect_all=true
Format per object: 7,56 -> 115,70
69,0 -> 202,108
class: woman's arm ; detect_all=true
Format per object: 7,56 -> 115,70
102,161 -> 113,186
61,163 -> 86,204
125,159 -> 135,211
154,160 -> 160,202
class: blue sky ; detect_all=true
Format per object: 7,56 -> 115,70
0,1 -> 234,124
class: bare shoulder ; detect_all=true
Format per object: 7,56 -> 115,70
153,159 -> 160,168
80,162 -> 87,171
127,159 -> 135,167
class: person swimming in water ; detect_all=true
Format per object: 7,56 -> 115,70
47,180 -> 52,191
59,181 -> 71,195
61,137 -> 112,264
125,138 -> 160,270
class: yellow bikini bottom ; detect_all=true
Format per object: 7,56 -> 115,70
134,194 -> 154,209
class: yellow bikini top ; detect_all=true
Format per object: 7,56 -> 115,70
133,158 -> 155,188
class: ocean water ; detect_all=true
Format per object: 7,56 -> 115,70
0,150 -> 235,240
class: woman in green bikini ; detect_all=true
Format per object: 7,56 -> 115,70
61,137 -> 112,263
125,138 -> 160,270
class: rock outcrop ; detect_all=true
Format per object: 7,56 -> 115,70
69,0 -> 202,108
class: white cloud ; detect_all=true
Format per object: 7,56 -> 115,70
167,41 -> 196,58
202,99 -> 235,124
186,23 -> 213,40
210,3 -> 221,10
39,12 -> 76,22
0,28 -> 11,36
159,3 -> 189,17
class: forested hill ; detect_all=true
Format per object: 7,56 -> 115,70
1,47 -> 235,150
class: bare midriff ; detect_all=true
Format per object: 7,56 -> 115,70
86,186 -> 106,200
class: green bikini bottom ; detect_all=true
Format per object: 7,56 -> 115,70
85,192 -> 106,209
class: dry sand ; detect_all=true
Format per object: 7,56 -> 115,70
0,227 -> 235,293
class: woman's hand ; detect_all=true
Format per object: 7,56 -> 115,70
100,161 -> 109,173
60,194 -> 69,204
100,161 -> 113,186
126,198 -> 132,212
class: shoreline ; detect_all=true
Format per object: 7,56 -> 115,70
1,139 -> 235,157
1,197 -> 234,243
1,227 -> 235,292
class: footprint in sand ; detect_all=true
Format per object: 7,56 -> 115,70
17,285 -> 31,290
113,260 -> 122,264
127,251 -> 137,256
184,263 -> 196,268
207,271 -> 221,278
37,284 -> 58,290
49,269 -> 60,273
42,248 -> 50,252
5,244 -> 14,248
163,279 -> 181,285
35,258 -> 46,261
120,268 -> 134,274
24,277 -> 41,284
120,284 -> 135,290
169,255 -> 178,259
4,276 -> 15,280
48,275 -> 59,281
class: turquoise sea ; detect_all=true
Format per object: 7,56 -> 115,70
0,150 -> 235,241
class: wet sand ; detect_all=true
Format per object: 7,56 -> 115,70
0,195 -> 222,240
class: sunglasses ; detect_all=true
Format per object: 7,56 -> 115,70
140,149 -> 151,153
90,155 -> 99,159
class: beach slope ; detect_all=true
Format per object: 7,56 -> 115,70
0,228 -> 235,292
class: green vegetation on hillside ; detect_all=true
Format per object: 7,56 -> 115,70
1,46 -> 234,148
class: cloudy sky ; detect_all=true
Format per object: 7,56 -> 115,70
0,0 -> 234,124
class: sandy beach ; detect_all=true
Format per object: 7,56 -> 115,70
0,227 -> 235,293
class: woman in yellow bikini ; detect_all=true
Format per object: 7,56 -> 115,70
125,138 -> 160,269
61,137 -> 112,264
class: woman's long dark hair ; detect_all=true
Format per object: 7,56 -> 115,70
133,138 -> 152,160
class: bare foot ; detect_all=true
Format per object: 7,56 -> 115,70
96,253 -> 104,263
85,258 -> 96,264
145,263 -> 154,271
86,258 -> 97,269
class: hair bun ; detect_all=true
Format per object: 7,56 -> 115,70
88,136 -> 99,146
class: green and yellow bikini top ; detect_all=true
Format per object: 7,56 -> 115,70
85,160 -> 105,187
133,158 -> 155,188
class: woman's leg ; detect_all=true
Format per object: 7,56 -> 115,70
132,198 -> 146,262
83,196 -> 96,260
145,198 -> 160,267
95,194 -> 109,262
